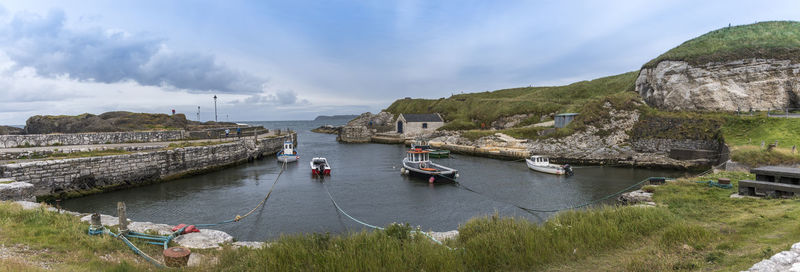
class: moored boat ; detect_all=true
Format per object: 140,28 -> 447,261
401,148 -> 458,183
410,143 -> 450,158
277,141 -> 299,162
310,157 -> 331,176
525,155 -> 573,176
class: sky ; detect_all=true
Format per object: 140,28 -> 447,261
0,0 -> 798,124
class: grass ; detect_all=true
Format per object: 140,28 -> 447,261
730,145 -> 800,167
385,72 -> 638,130
166,141 -> 224,149
6,171 -> 800,271
32,149 -> 132,160
721,114 -> 800,147
0,202 -> 156,271
643,21 -> 800,68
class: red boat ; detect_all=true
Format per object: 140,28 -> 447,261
310,157 -> 331,176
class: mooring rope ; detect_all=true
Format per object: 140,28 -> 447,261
322,180 -> 453,248
195,160 -> 287,227
436,173 -> 656,214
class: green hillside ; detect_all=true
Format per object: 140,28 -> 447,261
385,72 -> 638,130
643,21 -> 800,68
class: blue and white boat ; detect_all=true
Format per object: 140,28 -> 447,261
277,141 -> 299,163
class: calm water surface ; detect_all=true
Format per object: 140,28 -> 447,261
64,118 -> 691,241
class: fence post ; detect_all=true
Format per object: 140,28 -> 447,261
117,202 -> 128,235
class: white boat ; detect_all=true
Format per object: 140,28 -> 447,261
276,141 -> 299,162
525,155 -> 573,176
310,157 -> 331,176
401,148 -> 458,183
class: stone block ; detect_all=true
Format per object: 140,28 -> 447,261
0,180 -> 35,201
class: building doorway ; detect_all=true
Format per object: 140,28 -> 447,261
397,121 -> 404,133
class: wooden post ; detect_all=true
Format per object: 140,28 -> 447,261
117,202 -> 128,235
793,145 -> 796,154
761,141 -> 765,149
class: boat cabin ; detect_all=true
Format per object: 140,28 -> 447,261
529,155 -> 550,165
283,141 -> 295,153
407,149 -> 431,163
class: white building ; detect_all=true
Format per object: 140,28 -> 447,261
395,113 -> 445,135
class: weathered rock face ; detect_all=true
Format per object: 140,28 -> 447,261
490,114 -> 533,129
636,59 -> 800,111
0,126 -> 24,135
346,112 -> 395,132
24,111 -> 238,134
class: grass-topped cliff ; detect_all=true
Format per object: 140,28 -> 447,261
23,111 -> 236,134
386,72 -> 638,131
643,21 -> 800,68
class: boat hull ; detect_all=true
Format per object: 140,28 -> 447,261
428,150 -> 450,158
525,159 -> 567,175
401,159 -> 458,184
277,154 -> 299,162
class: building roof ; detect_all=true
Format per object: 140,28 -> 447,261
400,113 -> 443,122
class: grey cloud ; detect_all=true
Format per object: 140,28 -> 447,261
0,9 -> 264,93
236,90 -> 309,105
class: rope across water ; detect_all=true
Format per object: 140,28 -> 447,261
322,181 -> 453,249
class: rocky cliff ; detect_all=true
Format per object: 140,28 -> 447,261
636,59 -> 800,111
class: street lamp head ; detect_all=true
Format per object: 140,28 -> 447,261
213,95 -> 217,99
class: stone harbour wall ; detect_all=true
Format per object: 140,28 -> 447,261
0,131 -> 185,148
631,138 -> 719,153
0,134 -> 293,197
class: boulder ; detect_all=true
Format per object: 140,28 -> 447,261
0,181 -> 35,202
173,229 -> 234,249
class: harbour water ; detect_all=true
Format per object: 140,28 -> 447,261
64,118 -> 691,241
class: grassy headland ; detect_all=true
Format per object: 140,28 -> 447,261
643,21 -> 800,68
6,171 -> 800,271
385,71 -> 638,131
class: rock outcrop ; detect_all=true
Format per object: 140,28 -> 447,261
636,59 -> 800,111
24,111 -> 237,134
0,126 -> 23,135
337,112 -> 396,143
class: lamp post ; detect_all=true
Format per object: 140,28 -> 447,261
197,106 -> 200,121
213,95 -> 218,122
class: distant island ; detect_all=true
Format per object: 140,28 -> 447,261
313,115 -> 358,121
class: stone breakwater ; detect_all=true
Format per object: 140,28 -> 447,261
0,131 -> 185,148
0,134 -> 295,198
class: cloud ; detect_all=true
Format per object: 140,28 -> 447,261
0,8 -> 265,94
236,90 -> 310,106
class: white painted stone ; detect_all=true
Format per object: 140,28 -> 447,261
789,262 -> 800,272
128,221 -> 174,236
232,241 -> 266,249
791,242 -> 800,254
770,251 -> 798,265
427,230 -> 459,241
173,229 -> 233,249
748,259 -> 778,272
79,214 -> 129,227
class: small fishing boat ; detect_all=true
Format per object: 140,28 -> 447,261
410,143 -> 450,158
276,141 -> 299,162
525,155 -> 573,176
401,148 -> 458,183
310,157 -> 331,176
